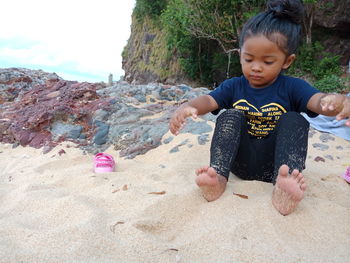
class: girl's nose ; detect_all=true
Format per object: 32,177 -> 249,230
252,63 -> 262,72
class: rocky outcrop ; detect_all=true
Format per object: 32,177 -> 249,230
313,0 -> 350,64
122,16 -> 188,85
0,68 -> 106,151
0,68 -> 62,103
314,0 -> 350,34
0,68 -> 215,158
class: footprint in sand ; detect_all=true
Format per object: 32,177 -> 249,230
133,192 -> 203,242
34,156 -> 90,174
4,192 -> 105,232
21,181 -> 73,200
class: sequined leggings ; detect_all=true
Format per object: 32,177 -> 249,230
210,109 -> 309,183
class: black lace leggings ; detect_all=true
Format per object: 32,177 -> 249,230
210,109 -> 309,183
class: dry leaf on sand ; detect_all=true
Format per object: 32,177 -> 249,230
233,193 -> 248,199
148,191 -> 166,195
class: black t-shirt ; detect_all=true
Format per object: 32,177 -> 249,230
209,74 -> 320,138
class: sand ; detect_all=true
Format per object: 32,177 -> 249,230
0,127 -> 349,263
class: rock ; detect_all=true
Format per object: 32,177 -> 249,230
51,122 -> 83,140
325,155 -> 334,161
319,133 -> 335,143
198,134 -> 210,145
312,143 -> 329,151
46,91 -> 60,99
163,136 -> 174,144
58,149 -> 66,156
313,1 -> 350,64
0,68 -> 214,158
181,119 -> 213,135
0,68 -> 62,103
314,156 -> 326,162
314,0 -> 350,34
93,121 -> 110,145
308,128 -> 317,138
121,15 -> 188,85
170,146 -> 179,153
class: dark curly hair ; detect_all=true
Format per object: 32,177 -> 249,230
239,0 -> 305,55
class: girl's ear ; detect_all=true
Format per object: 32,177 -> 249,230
282,54 -> 296,69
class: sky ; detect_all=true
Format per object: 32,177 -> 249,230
0,0 -> 135,83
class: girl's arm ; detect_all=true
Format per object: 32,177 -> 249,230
169,95 -> 219,135
307,93 -> 350,126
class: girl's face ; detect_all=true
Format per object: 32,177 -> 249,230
240,34 -> 295,89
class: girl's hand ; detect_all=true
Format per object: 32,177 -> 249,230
169,105 -> 198,135
321,94 -> 350,126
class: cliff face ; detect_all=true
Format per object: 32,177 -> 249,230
122,0 -> 350,84
122,16 -> 187,85
314,0 -> 350,33
313,0 -> 350,64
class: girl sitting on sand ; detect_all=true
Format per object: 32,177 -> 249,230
169,0 -> 350,216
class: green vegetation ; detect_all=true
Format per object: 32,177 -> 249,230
313,75 -> 347,93
134,0 -> 168,20
128,0 -> 348,92
289,42 -> 347,93
161,0 -> 265,84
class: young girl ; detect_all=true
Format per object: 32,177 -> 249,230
169,0 -> 350,216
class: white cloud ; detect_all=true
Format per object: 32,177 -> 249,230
0,0 -> 135,82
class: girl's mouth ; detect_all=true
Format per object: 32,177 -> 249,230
250,75 -> 263,80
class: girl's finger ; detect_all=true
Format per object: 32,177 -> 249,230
170,123 -> 177,135
335,108 -> 349,121
321,100 -> 330,111
190,108 -> 198,119
176,114 -> 184,124
328,103 -> 335,111
320,95 -> 337,111
170,118 -> 181,135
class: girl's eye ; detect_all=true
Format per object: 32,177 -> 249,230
265,61 -> 274,65
245,59 -> 252,63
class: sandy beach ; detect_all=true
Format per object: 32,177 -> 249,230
1,127 -> 349,263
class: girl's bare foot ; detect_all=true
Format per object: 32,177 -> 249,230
272,164 -> 307,216
195,166 -> 227,201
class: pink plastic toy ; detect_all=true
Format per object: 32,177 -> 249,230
94,153 -> 115,173
342,166 -> 350,184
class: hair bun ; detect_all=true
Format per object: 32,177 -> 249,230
267,0 -> 304,24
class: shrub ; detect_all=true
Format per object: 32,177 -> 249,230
134,0 -> 168,20
312,54 -> 342,80
289,42 -> 322,76
290,41 -> 344,93
313,75 -> 347,93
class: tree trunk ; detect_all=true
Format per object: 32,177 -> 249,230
198,41 -> 202,81
303,4 -> 315,45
